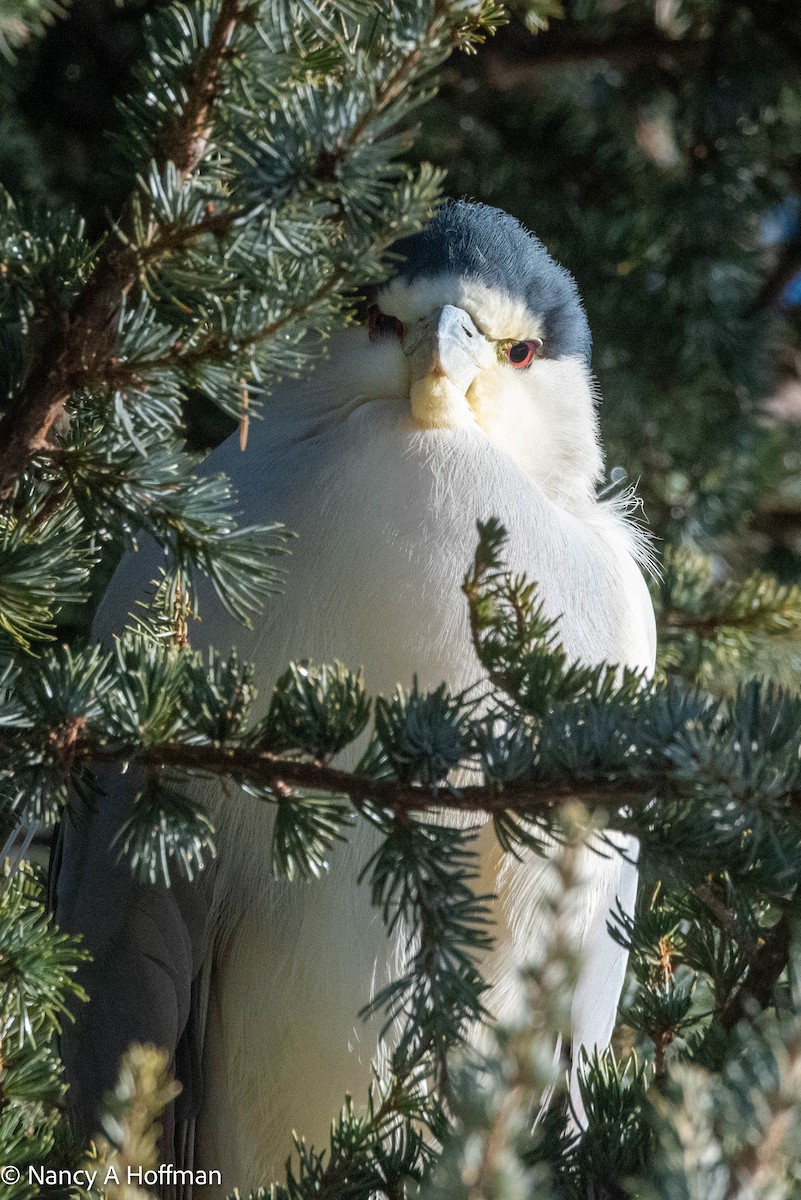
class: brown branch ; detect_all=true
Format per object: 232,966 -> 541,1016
659,609 -> 776,639
690,881 -> 761,962
104,269 -> 349,384
0,248 -> 137,498
137,205 -> 236,264
156,0 -> 240,175
479,30 -> 709,88
0,0 -> 244,498
83,736 -> 639,817
719,895 -> 799,1031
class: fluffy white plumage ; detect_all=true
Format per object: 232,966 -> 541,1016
79,204 -> 656,1197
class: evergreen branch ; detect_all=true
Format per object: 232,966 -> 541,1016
0,866 -> 86,1196
660,606 -> 801,640
652,544 -> 801,684
0,239 -> 136,498
690,882 -> 762,963
361,815 -> 492,1097
644,1022 -> 801,1198
133,203 -> 237,264
157,0 -> 243,177
55,435 -> 288,624
0,865 -> 87,1044
339,0 -> 461,154
2,716 -> 800,830
421,836 -> 585,1200
0,0 -> 463,491
48,732 -> 642,816
655,547 -> 801,639
0,0 -> 248,496
0,502 -> 93,651
89,1044 -> 180,1200
7,522 -> 801,885
104,269 -> 348,380
259,1075 -> 428,1200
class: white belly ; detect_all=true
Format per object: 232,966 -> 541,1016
119,399 -> 653,1194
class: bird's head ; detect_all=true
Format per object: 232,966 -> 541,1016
355,201 -> 602,512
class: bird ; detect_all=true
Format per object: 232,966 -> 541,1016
50,200 -> 656,1199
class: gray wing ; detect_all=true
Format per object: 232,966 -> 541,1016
49,764 -> 216,1199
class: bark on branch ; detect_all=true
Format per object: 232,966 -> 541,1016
83,736 -> 639,817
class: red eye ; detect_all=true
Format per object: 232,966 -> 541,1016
505,338 -> 542,368
368,305 -> 404,342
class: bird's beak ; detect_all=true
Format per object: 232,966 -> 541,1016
404,305 -> 487,395
404,305 -> 491,428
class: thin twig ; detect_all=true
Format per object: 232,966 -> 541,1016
660,609 -> 788,638
156,0 -> 241,175
690,881 -> 761,962
719,894 -> 799,1031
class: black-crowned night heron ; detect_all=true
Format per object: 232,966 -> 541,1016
51,201 -> 656,1198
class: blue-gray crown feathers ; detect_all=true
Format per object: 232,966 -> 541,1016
391,201 -> 591,365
